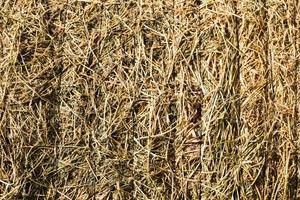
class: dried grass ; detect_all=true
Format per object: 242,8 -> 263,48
0,0 -> 299,199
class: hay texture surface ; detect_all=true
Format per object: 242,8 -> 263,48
0,0 -> 300,199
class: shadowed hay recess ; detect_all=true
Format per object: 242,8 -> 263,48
0,0 -> 299,199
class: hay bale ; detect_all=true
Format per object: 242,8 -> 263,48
0,0 -> 299,199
